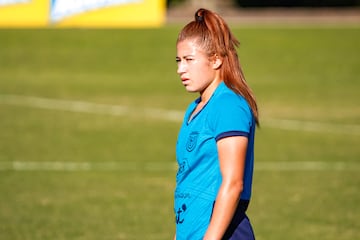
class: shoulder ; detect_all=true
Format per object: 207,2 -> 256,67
212,83 -> 251,116
207,83 -> 254,135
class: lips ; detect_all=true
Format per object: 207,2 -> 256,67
181,76 -> 190,82
181,78 -> 190,85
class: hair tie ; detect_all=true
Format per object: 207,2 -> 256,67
195,9 -> 205,22
195,14 -> 204,22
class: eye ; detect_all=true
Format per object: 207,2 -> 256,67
175,58 -> 181,63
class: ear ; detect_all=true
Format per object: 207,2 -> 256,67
212,55 -> 222,69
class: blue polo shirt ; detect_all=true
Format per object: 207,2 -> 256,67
174,82 -> 255,240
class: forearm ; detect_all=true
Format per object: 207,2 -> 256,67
203,182 -> 242,240
204,136 -> 248,240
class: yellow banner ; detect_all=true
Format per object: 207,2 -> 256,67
0,0 -> 166,27
0,0 -> 49,27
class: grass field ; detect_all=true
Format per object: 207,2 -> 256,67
0,24 -> 359,240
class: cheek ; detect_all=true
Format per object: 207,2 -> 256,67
192,62 -> 209,75
196,65 -> 214,80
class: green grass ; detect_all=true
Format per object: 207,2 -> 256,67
0,25 -> 359,240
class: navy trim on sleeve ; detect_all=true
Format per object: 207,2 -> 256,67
215,131 -> 249,141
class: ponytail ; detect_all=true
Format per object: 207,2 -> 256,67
177,8 -> 259,126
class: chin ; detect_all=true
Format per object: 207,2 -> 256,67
184,86 -> 197,93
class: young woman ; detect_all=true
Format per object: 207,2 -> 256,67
173,8 -> 259,240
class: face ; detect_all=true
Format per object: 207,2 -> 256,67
176,39 -> 219,94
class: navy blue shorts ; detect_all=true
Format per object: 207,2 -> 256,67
222,200 -> 255,240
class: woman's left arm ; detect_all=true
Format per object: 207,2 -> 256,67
203,136 -> 248,240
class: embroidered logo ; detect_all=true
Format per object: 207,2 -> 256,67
186,132 -> 199,152
176,160 -> 187,176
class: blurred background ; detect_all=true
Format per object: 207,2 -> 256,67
1,0 -> 360,27
0,1 -> 359,240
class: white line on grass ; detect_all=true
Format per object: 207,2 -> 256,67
255,161 -> 360,171
0,161 -> 176,172
0,94 -> 183,122
1,94 -> 359,135
0,161 -> 358,172
263,118 -> 360,135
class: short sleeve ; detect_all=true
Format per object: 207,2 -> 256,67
211,93 -> 253,142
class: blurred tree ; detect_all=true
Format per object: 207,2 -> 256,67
167,0 -> 360,7
167,0 -> 186,7
167,0 -> 235,10
235,0 -> 360,7
166,0 -> 360,10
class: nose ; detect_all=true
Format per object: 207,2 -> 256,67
177,61 -> 186,75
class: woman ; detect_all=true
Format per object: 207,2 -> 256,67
174,8 -> 259,240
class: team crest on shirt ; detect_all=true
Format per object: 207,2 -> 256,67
186,132 -> 199,152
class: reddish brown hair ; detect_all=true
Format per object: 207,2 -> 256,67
177,8 -> 259,125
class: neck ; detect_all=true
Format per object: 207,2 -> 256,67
200,77 -> 222,103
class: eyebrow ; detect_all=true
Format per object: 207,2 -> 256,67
176,54 -> 195,59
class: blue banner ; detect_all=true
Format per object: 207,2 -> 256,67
50,0 -> 142,22
0,0 -> 31,6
